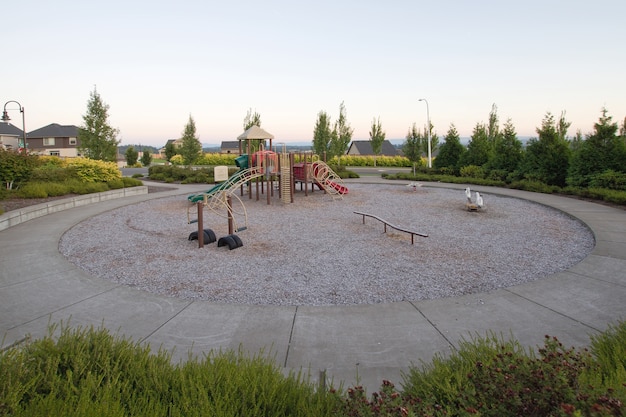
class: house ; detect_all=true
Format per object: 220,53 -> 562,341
220,141 -> 240,154
346,140 -> 398,156
158,139 -> 183,158
27,123 -> 81,157
0,122 -> 25,150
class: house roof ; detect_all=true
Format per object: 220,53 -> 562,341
347,140 -> 398,156
237,125 -> 274,140
28,123 -> 78,138
0,122 -> 24,136
221,141 -> 239,148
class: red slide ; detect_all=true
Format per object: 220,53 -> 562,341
326,179 -> 348,194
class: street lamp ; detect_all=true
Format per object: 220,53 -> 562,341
418,98 -> 431,168
2,101 -> 27,153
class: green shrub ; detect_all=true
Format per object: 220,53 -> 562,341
105,178 -> 125,189
509,180 -> 561,194
43,182 -> 71,197
588,170 -> 626,191
122,177 -> 143,187
16,182 -> 48,198
459,165 -> 485,179
30,166 -> 74,182
131,173 -> 143,178
0,324 -> 339,417
66,158 -> 122,183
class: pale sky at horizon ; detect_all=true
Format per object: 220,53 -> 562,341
4,0 -> 625,147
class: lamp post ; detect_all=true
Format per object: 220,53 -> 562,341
418,98 -> 431,168
2,101 -> 27,154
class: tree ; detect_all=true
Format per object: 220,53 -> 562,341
78,87 -> 120,162
521,112 -> 571,187
487,103 -> 501,145
0,149 -> 37,189
433,124 -> 465,174
140,148 -> 153,167
164,141 -> 177,162
124,146 -> 138,166
402,123 -> 424,174
461,123 -> 492,167
179,115 -> 202,166
329,101 -> 353,161
369,117 -> 385,167
568,108 -> 626,187
487,119 -> 523,173
312,111 -> 332,157
243,108 -> 262,130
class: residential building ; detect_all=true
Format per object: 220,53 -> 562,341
0,122 -> 24,150
346,140 -> 398,156
27,123 -> 81,157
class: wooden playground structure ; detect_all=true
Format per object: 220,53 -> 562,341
186,126 -> 349,248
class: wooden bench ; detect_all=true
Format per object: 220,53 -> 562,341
354,211 -> 428,245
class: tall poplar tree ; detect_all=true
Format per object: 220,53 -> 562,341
329,101 -> 353,161
312,111 -> 332,157
369,117 -> 385,167
402,123 -> 423,174
78,87 -> 120,162
179,115 -> 202,166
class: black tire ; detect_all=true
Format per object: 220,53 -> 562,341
188,231 -> 199,241
203,229 -> 217,243
218,235 -> 236,250
230,234 -> 243,248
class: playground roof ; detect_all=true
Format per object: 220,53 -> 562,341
237,125 -> 274,140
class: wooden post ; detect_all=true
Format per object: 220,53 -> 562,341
197,202 -> 204,248
227,196 -> 234,235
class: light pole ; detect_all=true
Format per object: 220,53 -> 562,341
2,101 -> 27,154
418,98 -> 431,168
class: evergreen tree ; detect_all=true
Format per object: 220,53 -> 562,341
312,111 -> 332,157
125,146 -> 138,166
329,101 -> 353,161
140,148 -> 152,167
402,123 -> 424,174
487,119 -> 523,173
164,141 -> 177,162
461,123 -> 492,167
78,87 -> 120,162
433,124 -> 465,174
369,117 -> 385,167
522,112 -> 571,187
179,115 -> 202,166
568,109 -> 626,187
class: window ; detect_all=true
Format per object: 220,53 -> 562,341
69,137 -> 77,145
43,137 -> 55,146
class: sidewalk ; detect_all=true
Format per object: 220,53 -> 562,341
1,179 -> 625,392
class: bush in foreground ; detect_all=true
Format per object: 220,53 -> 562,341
1,322 -> 625,416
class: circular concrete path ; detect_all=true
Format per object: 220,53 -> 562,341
1,178 -> 625,392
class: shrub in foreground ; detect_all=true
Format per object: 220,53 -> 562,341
0,324 -> 339,417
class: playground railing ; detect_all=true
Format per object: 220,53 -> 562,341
353,211 -> 428,245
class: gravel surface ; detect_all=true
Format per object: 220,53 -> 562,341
59,183 -> 594,306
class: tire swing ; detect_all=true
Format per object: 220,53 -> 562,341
217,234 -> 243,250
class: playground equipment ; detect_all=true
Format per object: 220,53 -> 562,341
354,211 -> 428,245
292,159 -> 348,199
465,187 -> 484,211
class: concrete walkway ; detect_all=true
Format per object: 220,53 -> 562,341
1,179 -> 625,393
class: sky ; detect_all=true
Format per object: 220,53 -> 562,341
3,0 -> 625,147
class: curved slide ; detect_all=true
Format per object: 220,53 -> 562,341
311,161 -> 348,198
